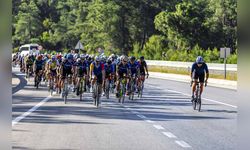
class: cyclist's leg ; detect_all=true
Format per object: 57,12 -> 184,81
192,72 -> 199,96
199,75 -> 205,97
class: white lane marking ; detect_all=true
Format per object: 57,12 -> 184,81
148,85 -> 237,108
162,132 -> 177,138
136,114 -> 146,119
153,125 -> 165,130
12,96 -> 52,127
175,140 -> 191,148
203,97 -> 237,108
145,120 -> 155,123
15,73 -> 26,76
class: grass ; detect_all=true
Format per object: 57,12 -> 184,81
148,66 -> 237,81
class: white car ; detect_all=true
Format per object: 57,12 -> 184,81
19,44 -> 40,56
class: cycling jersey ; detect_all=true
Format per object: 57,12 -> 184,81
60,60 -> 74,79
90,62 -> 104,76
34,60 -> 43,70
191,63 -> 209,75
49,60 -> 58,70
191,62 -> 209,83
104,63 -> 115,77
128,61 -> 140,75
138,60 -> 147,75
117,63 -> 129,76
76,61 -> 88,77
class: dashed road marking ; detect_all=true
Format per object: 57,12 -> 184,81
162,132 -> 177,138
153,125 -> 165,130
145,120 -> 155,123
175,140 -> 191,148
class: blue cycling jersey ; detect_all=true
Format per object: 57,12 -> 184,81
104,63 -> 115,74
191,62 -> 209,75
128,61 -> 140,75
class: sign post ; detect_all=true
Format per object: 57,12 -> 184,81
220,47 -> 231,79
75,40 -> 84,53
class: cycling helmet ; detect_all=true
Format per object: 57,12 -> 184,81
67,53 -> 73,60
121,55 -> 128,62
80,54 -> 85,58
130,56 -> 136,61
77,58 -> 81,63
107,58 -> 112,65
56,54 -> 62,60
52,55 -> 56,61
140,56 -> 144,60
95,56 -> 101,62
37,55 -> 42,60
102,55 -> 107,62
196,56 -> 204,64
74,53 -> 80,59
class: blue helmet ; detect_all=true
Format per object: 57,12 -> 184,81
196,56 -> 204,64
67,53 -> 73,60
63,53 -> 67,59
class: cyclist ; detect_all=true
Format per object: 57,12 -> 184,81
75,54 -> 89,96
48,55 -> 59,91
191,56 -> 209,101
89,56 -> 105,98
128,56 -> 140,94
59,53 -> 74,97
138,56 -> 149,80
33,54 -> 44,87
115,55 -> 130,98
103,58 -> 115,96
24,54 -> 34,78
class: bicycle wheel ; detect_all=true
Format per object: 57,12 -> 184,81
122,84 -> 125,104
96,84 -> 99,107
197,97 -> 201,112
50,79 -> 54,96
64,79 -> 68,104
79,79 -> 83,101
36,76 -> 39,89
192,98 -> 197,110
140,82 -> 144,98
105,79 -> 110,99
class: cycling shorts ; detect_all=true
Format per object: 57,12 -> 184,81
193,73 -> 205,83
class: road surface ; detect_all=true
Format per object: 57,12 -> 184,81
12,67 -> 237,150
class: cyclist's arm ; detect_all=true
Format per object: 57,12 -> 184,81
190,63 -> 195,80
205,64 -> 209,82
144,61 -> 149,75
101,63 -> 105,80
89,63 -> 94,79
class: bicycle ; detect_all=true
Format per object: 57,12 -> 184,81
117,74 -> 127,103
62,75 -> 71,104
34,70 -> 42,89
105,75 -> 113,99
190,80 -> 207,112
77,76 -> 85,101
93,78 -> 102,108
129,74 -> 136,100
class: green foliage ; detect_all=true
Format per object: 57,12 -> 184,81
12,0 -> 237,64
141,35 -> 167,60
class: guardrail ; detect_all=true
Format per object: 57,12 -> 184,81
146,60 -> 237,72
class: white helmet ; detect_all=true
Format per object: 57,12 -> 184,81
121,55 -> 128,62
95,56 -> 101,62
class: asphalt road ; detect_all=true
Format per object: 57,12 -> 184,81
12,67 -> 237,150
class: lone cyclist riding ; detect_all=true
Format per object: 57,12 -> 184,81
191,56 -> 209,101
